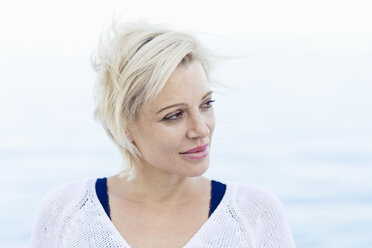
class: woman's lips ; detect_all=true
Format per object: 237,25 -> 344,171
181,144 -> 209,154
180,144 -> 209,160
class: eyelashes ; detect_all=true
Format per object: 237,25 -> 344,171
163,111 -> 183,121
162,99 -> 215,122
203,99 -> 215,108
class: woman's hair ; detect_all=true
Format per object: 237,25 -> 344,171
91,20 -> 213,180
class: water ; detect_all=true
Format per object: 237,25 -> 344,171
1,36 -> 371,247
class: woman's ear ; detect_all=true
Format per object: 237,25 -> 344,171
125,128 -> 134,142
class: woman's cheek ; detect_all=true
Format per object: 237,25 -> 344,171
205,110 -> 216,132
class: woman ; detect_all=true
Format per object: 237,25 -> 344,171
31,21 -> 295,247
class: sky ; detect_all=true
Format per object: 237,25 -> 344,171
1,0 -> 372,52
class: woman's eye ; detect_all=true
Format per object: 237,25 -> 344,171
163,111 -> 183,121
202,99 -> 215,109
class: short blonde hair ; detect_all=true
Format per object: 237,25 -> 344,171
92,21 -> 212,180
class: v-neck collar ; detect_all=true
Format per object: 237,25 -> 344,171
89,178 -> 233,248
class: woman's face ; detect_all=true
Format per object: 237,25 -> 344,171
129,61 -> 215,177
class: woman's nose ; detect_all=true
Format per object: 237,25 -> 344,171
186,112 -> 210,139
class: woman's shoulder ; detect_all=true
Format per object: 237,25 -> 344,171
36,178 -> 96,216
43,178 -> 94,198
226,182 -> 287,218
225,182 -> 295,246
30,178 -> 101,246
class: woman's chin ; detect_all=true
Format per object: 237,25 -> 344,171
183,159 -> 210,177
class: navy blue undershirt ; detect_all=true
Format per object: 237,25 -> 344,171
95,178 -> 226,220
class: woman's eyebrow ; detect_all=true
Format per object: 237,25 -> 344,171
156,103 -> 187,114
156,91 -> 213,114
202,90 -> 213,100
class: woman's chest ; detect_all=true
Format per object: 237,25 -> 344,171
110,200 -> 210,248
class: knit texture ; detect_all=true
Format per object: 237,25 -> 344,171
30,178 -> 295,247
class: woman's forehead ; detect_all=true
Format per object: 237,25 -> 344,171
155,62 -> 210,102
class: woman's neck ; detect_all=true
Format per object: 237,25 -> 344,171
108,168 -> 209,207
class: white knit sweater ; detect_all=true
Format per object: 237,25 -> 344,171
30,178 -> 295,247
